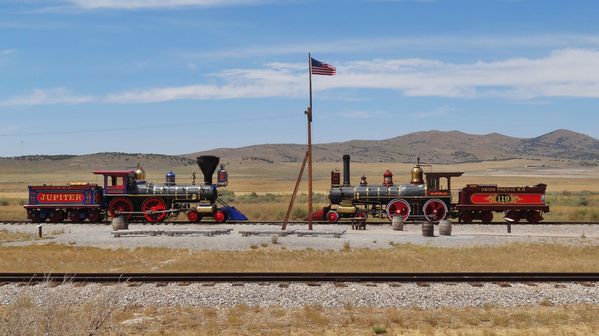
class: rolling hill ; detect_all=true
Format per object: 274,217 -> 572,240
2,130 -> 599,168
192,129 -> 599,163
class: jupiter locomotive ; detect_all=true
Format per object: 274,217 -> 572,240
313,155 -> 549,224
24,155 -> 247,223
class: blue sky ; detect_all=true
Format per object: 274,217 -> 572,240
1,0 -> 599,156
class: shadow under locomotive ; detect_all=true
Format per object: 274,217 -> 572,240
24,155 -> 248,224
309,155 -> 550,225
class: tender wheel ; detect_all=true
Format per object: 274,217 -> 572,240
326,210 -> 340,223
213,210 -> 227,223
423,199 -> 448,223
354,210 -> 368,225
29,210 -> 44,223
526,210 -> 542,224
68,210 -> 80,223
506,210 -> 521,223
480,211 -> 493,224
460,211 -> 474,224
386,199 -> 411,221
87,210 -> 102,223
48,210 -> 64,223
187,210 -> 202,223
142,197 -> 168,223
108,197 -> 134,220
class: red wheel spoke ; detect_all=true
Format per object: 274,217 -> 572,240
108,197 -> 134,220
424,199 -> 448,223
386,199 -> 411,221
142,197 -> 167,223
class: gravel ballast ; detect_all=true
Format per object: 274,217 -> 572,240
0,282 -> 597,309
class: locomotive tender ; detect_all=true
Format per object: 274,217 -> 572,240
318,155 -> 549,224
25,155 -> 247,223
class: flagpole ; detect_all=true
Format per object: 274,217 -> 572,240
307,52 -> 314,231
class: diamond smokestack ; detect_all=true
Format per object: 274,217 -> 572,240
196,155 -> 220,185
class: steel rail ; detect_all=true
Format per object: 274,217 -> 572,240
1,272 -> 598,283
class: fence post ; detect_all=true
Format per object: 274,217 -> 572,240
37,223 -> 44,238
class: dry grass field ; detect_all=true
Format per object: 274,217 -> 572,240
1,295 -> 598,336
1,242 -> 597,273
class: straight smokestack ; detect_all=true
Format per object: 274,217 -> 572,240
343,154 -> 351,186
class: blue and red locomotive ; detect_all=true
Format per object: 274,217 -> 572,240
312,155 -> 549,224
25,155 -> 247,223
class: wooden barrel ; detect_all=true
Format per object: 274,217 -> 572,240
392,216 -> 404,231
439,220 -> 452,236
422,221 -> 434,237
111,215 -> 128,231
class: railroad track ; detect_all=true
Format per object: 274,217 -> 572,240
1,272 -> 598,283
2,220 -> 599,225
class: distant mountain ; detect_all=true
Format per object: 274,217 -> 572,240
192,129 -> 599,163
3,130 -> 599,166
3,152 -> 196,170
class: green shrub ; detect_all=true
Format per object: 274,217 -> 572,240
578,197 -> 590,207
372,325 -> 387,334
292,207 -> 308,220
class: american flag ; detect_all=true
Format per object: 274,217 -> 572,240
311,57 -> 336,76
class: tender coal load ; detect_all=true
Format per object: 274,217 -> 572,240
197,155 -> 220,185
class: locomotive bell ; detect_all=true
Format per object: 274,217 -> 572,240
411,158 -> 424,185
134,164 -> 146,181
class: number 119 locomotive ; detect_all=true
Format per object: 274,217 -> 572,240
312,155 -> 549,224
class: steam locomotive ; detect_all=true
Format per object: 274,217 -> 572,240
313,155 -> 549,224
24,155 -> 247,223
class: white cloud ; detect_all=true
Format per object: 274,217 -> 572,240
107,48 -> 599,103
0,125 -> 18,135
66,0 -> 263,9
338,111 -> 384,119
106,66 -> 305,103
0,88 -> 94,106
178,34 -> 599,59
5,48 -> 599,106
414,106 -> 461,119
1,49 -> 16,56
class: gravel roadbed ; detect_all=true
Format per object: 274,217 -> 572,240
1,282 -> 597,308
1,223 -> 598,250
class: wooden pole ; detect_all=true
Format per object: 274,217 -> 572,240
307,52 -> 314,230
282,151 -> 308,230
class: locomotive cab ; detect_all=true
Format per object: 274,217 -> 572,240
93,170 -> 135,195
425,172 -> 463,197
